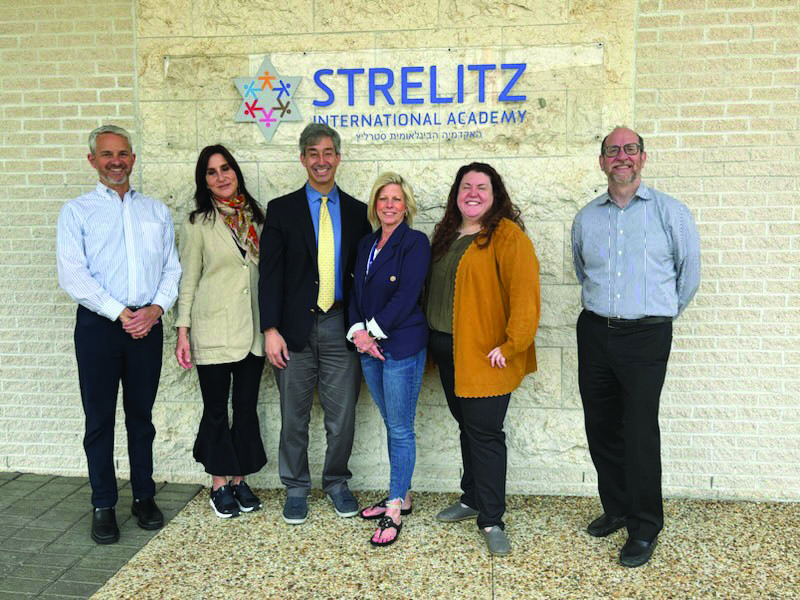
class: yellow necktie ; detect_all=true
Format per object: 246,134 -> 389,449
317,195 -> 335,312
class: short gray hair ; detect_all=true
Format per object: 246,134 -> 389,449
89,125 -> 133,154
367,172 -> 417,229
299,122 -> 341,156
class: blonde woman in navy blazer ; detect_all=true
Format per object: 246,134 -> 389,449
347,172 -> 430,547
175,145 -> 267,519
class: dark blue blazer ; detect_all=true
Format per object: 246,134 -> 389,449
259,186 -> 371,352
349,222 -> 430,360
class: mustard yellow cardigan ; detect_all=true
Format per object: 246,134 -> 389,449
452,218 -> 540,397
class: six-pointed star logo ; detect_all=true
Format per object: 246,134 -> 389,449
234,57 -> 303,142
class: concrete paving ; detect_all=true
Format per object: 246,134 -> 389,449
0,472 -> 200,599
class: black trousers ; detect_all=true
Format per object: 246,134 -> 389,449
429,330 -> 511,530
194,353 -> 267,476
576,310 -> 672,542
74,305 -> 162,508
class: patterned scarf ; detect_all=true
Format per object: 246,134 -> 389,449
213,194 -> 259,265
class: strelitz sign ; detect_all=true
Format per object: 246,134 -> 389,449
311,64 -> 527,106
235,55 -> 531,143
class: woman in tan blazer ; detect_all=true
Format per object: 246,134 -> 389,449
175,145 -> 267,518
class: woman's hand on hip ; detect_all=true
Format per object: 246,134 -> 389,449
487,346 -> 506,368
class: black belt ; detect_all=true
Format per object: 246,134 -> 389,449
312,301 -> 342,314
127,304 -> 151,311
585,310 -> 672,329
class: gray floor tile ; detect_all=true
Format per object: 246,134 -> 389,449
38,543 -> 93,557
0,575 -> 52,595
15,474 -> 54,483
3,502 -> 53,518
84,545 -> 140,560
0,515 -> 35,528
0,551 -> 35,565
58,566 -> 117,584
3,538 -> 50,554
47,532 -> 97,549
28,514 -> 85,529
0,524 -> 23,537
42,580 -> 102,597
74,555 -> 127,571
0,473 -> 208,599
21,554 -> 79,568
7,563 -> 66,581
13,528 -> 64,543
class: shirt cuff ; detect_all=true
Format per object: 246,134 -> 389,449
366,318 -> 388,340
346,322 -> 365,342
99,298 -> 126,322
151,293 -> 174,314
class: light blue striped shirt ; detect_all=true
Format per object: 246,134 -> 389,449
571,183 -> 701,319
57,182 -> 182,321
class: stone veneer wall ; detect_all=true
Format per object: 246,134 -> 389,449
0,0 -> 797,501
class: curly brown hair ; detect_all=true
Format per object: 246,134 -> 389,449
430,162 -> 525,262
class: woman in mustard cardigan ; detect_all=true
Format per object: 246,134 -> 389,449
175,145 -> 267,519
426,162 -> 540,556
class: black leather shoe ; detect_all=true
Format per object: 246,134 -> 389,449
620,537 -> 657,567
91,507 -> 119,544
587,513 -> 626,537
132,496 -> 164,530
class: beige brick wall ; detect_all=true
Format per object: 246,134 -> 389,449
634,1 -> 800,500
0,0 -> 137,473
1,0 -> 798,502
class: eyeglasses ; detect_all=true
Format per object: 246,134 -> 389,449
602,143 -> 642,157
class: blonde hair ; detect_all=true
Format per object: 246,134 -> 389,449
367,172 -> 417,229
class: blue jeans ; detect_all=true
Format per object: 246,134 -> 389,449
359,347 -> 426,501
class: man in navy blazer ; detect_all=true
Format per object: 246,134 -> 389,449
259,123 -> 371,524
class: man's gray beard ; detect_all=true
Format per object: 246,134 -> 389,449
610,171 -> 637,185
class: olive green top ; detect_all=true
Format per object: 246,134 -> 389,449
425,233 -> 478,333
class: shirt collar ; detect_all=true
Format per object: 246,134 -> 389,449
305,182 -> 339,204
96,181 -> 135,201
598,182 -> 650,207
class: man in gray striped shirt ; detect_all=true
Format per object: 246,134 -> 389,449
56,125 -> 181,545
571,127 -> 701,568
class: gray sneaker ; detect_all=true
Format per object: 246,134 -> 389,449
282,496 -> 308,525
481,526 -> 510,556
329,489 -> 359,518
436,501 -> 479,522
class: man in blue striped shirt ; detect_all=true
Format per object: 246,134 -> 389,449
56,125 -> 181,544
571,127 -> 701,567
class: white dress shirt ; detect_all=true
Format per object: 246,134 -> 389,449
57,182 -> 181,320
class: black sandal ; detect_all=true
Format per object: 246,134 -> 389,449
358,497 -> 413,520
370,515 -> 403,547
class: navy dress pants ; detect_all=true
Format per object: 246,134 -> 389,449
74,305 -> 162,508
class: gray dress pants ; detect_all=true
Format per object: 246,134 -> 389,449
273,308 -> 361,496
